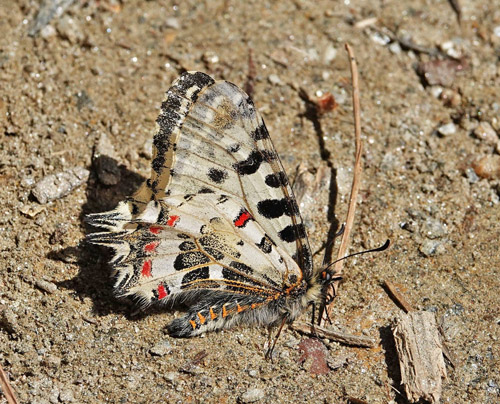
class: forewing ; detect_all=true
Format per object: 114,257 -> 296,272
120,72 -> 312,275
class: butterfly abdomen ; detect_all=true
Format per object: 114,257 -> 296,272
167,293 -> 280,337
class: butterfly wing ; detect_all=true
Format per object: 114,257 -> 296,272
87,72 -> 313,334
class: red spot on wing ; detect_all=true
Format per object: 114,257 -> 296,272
142,260 -> 152,277
167,215 -> 180,227
144,241 -> 159,253
157,284 -> 168,299
149,226 -> 162,234
234,209 -> 252,228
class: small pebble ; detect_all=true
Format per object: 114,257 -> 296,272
150,340 -> 172,356
240,388 -> 265,403
0,306 -> 19,334
165,17 -> 180,30
323,45 -> 337,63
419,240 -> 445,257
202,51 -> 219,65
465,167 -> 479,184
421,218 -> 447,239
418,59 -> 465,87
437,122 -> 457,136
94,132 -> 117,159
19,204 -> 44,218
472,155 -> 500,179
142,138 -> 153,159
40,24 -> 56,39
370,31 -> 391,45
268,74 -> 282,86
473,122 -> 498,145
59,388 -> 75,403
56,15 -> 85,44
32,167 -> 89,204
164,371 -> 177,384
440,88 -> 461,107
388,42 -> 402,54
35,279 -> 58,294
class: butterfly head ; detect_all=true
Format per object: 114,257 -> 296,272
318,268 -> 343,287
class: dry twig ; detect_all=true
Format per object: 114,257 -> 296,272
383,280 -> 415,313
291,321 -> 375,348
0,363 -> 19,404
320,43 -> 363,325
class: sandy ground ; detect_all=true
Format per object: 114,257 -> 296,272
1,1 -> 499,403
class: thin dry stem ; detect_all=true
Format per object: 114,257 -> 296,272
383,280 -> 416,313
291,321 -> 375,348
0,363 -> 20,404
321,43 -> 363,325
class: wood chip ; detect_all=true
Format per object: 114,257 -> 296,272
392,311 -> 447,403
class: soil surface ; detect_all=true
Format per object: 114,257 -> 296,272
1,1 -> 499,403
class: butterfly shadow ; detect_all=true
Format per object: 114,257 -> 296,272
50,156 -> 148,319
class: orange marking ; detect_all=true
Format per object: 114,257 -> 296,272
144,241 -> 159,252
141,260 -> 152,277
222,305 -> 228,318
197,312 -> 206,324
237,303 -> 244,313
251,303 -> 257,309
189,320 -> 197,330
157,284 -> 167,299
149,225 -> 162,234
209,308 -> 217,320
167,215 -> 179,227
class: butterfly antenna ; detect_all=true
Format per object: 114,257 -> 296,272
324,239 -> 390,272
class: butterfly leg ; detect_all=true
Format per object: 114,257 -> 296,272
265,317 -> 287,361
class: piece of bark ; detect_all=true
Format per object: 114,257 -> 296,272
392,311 -> 447,403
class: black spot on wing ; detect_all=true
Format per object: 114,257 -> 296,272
261,149 -> 277,162
256,236 -> 272,254
251,124 -> 270,141
278,224 -> 306,243
204,248 -> 224,260
179,241 -> 196,251
173,252 -> 211,270
227,143 -> 241,153
229,261 -> 254,274
257,198 -> 299,219
207,168 -> 228,184
222,267 -> 248,283
217,195 -> 229,204
180,266 -> 210,288
233,150 -> 263,175
265,171 -> 288,188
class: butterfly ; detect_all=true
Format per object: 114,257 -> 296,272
86,71 -> 339,338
